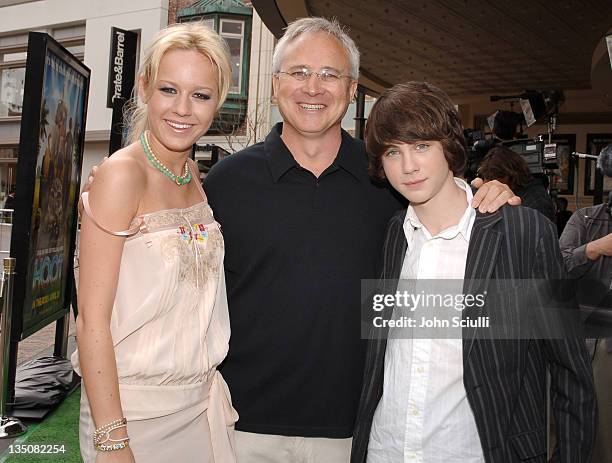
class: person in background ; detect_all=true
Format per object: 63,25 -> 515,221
559,196 -> 612,463
3,189 -> 15,210
351,81 -> 596,463
478,145 -> 556,223
73,23 -> 237,463
556,197 -> 573,237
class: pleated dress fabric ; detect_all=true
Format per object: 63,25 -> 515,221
72,194 -> 237,462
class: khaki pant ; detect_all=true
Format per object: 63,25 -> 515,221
236,430 -> 352,463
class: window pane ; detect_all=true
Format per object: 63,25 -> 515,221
223,37 -> 242,93
221,20 -> 242,35
203,18 -> 215,31
65,44 -> 84,56
0,147 -> 17,159
0,34 -> 28,49
53,24 -> 86,40
0,67 -> 25,117
2,52 -> 27,63
0,161 -> 17,217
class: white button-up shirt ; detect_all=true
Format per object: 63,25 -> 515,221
368,178 -> 484,463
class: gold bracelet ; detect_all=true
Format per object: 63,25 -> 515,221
93,417 -> 128,448
95,438 -> 130,452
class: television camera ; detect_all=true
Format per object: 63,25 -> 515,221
464,89 -> 565,184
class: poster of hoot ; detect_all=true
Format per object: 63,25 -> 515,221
19,43 -> 88,336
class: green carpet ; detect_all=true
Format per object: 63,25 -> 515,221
1,388 -> 82,462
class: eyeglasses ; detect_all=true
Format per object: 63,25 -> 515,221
276,67 -> 352,84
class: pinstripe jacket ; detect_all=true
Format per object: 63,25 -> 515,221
351,205 -> 597,463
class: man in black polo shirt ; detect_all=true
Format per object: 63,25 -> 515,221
204,17 -> 519,462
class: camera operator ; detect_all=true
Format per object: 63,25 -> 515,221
559,189 -> 612,462
478,145 -> 556,222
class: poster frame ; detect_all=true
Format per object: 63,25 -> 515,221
11,32 -> 90,340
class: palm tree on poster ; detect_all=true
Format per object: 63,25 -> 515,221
39,97 -> 49,143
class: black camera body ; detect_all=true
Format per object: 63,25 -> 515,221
464,130 -> 558,183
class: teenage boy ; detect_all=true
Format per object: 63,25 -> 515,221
351,82 -> 596,463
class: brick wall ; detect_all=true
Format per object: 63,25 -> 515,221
167,0 -> 195,24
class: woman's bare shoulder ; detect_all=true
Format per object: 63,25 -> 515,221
87,142 -> 147,221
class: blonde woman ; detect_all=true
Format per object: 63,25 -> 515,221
72,23 -> 237,463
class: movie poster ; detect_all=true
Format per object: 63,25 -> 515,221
14,39 -> 89,338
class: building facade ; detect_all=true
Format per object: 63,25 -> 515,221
0,0 -> 171,206
168,0 -> 278,159
0,0 -> 377,201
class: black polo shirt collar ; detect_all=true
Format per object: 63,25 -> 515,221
264,122 -> 370,183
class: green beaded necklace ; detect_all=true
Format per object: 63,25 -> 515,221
140,131 -> 192,186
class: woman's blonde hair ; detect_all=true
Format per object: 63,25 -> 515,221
126,22 -> 232,144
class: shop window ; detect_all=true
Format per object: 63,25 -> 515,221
177,1 -> 252,134
0,29 -> 84,119
203,17 -> 215,31
0,146 -> 18,213
0,64 -> 25,117
220,19 -> 245,94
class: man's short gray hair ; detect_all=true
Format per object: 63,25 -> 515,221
272,17 -> 360,80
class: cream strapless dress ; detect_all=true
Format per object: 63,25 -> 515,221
72,191 -> 237,462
